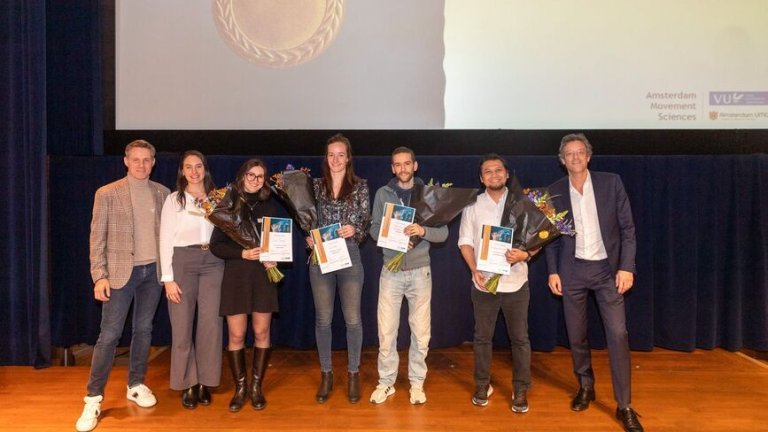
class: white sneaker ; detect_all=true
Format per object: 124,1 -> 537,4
369,384 -> 396,404
409,386 -> 427,405
75,395 -> 102,432
126,384 -> 157,408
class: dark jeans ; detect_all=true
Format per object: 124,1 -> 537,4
471,283 -> 531,392
87,263 -> 162,396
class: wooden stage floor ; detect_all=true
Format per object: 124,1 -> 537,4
1,345 -> 766,431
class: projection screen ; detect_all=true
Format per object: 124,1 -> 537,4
116,0 -> 768,130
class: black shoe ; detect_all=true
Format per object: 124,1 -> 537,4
511,388 -> 528,413
181,386 -> 198,409
316,371 -> 333,403
471,384 -> 493,407
347,372 -> 360,404
616,407 -> 644,432
197,384 -> 211,406
571,387 -> 595,411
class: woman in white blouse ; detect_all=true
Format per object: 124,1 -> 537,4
159,150 -> 225,409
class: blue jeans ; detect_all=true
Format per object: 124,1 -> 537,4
376,266 -> 432,387
87,263 -> 163,396
471,283 -> 531,392
309,241 -> 364,373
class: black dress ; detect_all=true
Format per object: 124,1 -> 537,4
210,192 -> 279,315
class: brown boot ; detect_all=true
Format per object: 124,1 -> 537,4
316,371 -> 333,403
347,371 -> 360,404
251,347 -> 270,410
226,349 -> 247,412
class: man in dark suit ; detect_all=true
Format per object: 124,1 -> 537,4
545,134 -> 643,432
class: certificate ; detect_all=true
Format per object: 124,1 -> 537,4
311,223 -> 352,274
476,225 -> 514,275
376,203 -> 415,253
259,217 -> 293,262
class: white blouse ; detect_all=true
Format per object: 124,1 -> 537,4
159,191 -> 216,282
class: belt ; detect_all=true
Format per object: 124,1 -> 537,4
185,244 -> 210,251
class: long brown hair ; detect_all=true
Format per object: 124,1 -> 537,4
321,133 -> 361,201
175,150 -> 216,208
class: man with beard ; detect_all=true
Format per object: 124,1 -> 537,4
368,147 -> 448,405
458,154 -> 537,413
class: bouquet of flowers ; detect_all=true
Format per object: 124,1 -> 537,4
384,179 -> 479,272
196,185 -> 284,283
270,164 -> 319,264
484,174 -> 575,294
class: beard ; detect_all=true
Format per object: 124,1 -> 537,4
397,172 -> 414,184
485,183 -> 506,192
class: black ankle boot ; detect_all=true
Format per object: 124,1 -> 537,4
197,384 -> 211,406
227,349 -> 247,412
316,371 -> 333,403
181,386 -> 198,409
251,347 -> 270,410
347,371 -> 360,404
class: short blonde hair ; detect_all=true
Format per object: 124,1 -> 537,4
125,139 -> 156,158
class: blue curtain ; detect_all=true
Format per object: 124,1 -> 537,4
48,154 -> 768,359
0,0 -> 51,367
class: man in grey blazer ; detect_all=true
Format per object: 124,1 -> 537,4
76,140 -> 170,432
545,134 -> 643,432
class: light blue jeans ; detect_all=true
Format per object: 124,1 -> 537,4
309,240 -> 364,373
87,263 -> 162,396
376,265 -> 432,387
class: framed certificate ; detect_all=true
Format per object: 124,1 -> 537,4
476,225 -> 514,275
259,217 -> 293,262
376,202 -> 415,253
311,223 -> 352,274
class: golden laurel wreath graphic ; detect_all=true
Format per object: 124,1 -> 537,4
213,0 -> 344,68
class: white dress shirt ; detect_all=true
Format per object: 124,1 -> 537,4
570,171 -> 608,261
159,191 -> 216,282
458,188 -> 528,293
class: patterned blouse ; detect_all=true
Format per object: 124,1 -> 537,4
313,178 -> 371,245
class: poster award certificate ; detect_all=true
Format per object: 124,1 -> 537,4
376,203 -> 415,253
311,223 -> 352,274
476,225 -> 514,275
259,217 -> 293,262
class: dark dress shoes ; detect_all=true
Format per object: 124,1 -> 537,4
616,407 -> 644,432
197,384 -> 211,406
570,387 -> 595,411
181,386 -> 198,409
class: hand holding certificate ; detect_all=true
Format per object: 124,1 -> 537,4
476,225 -> 514,294
259,217 -> 293,262
376,203 -> 416,253
311,223 -> 352,274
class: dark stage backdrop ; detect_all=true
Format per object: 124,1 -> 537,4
49,154 -> 768,356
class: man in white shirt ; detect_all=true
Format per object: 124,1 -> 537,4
545,134 -> 643,432
458,154 -> 537,413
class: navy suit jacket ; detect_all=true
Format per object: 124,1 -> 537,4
545,171 -> 636,284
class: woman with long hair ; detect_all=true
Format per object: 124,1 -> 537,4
159,150 -> 225,409
309,133 -> 371,404
209,158 -> 279,412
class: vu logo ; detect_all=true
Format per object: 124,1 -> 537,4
711,93 -> 744,104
